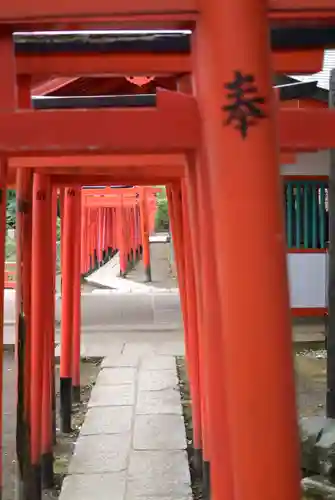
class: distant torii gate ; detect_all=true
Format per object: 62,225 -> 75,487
0,2 -> 334,500
82,186 -> 159,280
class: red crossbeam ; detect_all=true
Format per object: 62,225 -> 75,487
0,107 -> 334,154
279,108 -> 335,150
0,90 -> 199,155
18,50 -> 324,77
0,0 -> 334,24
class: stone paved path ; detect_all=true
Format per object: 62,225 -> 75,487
59,343 -> 191,500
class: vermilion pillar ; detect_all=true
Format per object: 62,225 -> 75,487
15,168 -> 33,499
51,189 -> 57,445
59,187 -> 65,292
30,173 -> 50,499
60,188 -> 77,433
72,188 -> 82,403
179,184 -> 207,477
189,151 -> 233,500
193,2 -> 301,499
15,112 -> 32,500
0,160 -> 7,500
167,184 -> 203,476
118,201 -> 127,277
41,177 -> 54,489
181,177 -> 210,493
139,187 -> 152,282
80,205 -> 86,274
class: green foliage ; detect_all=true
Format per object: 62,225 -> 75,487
6,189 -> 16,229
155,187 -> 170,232
5,189 -> 61,239
56,217 -> 61,240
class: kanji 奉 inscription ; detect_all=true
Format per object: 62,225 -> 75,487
222,70 -> 266,138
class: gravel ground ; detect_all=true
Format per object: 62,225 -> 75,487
295,350 -> 327,417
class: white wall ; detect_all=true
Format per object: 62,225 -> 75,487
281,150 -> 329,176
287,253 -> 327,308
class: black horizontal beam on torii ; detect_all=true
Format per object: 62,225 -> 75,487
32,94 -> 156,109
14,28 -> 335,53
31,81 -> 320,110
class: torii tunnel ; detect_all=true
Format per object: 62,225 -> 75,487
0,1 -> 334,499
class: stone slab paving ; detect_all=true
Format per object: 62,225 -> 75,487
88,383 -> 136,407
59,351 -> 191,500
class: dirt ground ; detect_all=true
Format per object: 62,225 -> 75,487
176,357 -> 203,500
3,350 -> 101,500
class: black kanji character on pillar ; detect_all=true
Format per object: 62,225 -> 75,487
222,70 -> 266,139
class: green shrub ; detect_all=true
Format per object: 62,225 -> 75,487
155,187 -> 169,232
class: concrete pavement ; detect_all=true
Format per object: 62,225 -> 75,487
59,334 -> 190,500
4,239 -> 180,331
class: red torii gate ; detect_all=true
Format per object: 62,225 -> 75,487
0,2 -> 333,500
0,63 -> 314,500
81,186 -> 159,279
57,185 -> 159,433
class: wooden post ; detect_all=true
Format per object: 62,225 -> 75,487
80,205 -> 86,274
140,187 -> 152,282
16,58 -> 34,500
97,207 -> 102,267
180,183 -> 209,483
60,188 -> 77,433
193,0 -> 301,497
167,184 -> 203,477
15,167 -> 33,500
72,188 -> 82,403
41,177 -> 54,489
118,201 -> 127,277
327,68 -> 335,417
0,159 -> 7,500
30,173 -> 49,499
88,209 -> 92,270
51,189 -> 57,446
192,150 -> 234,500
182,173 -> 211,496
129,207 -> 135,266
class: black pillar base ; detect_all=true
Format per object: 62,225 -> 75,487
60,377 -> 72,433
15,466 -> 25,500
72,385 -> 81,404
52,405 -> 57,446
144,265 -> 152,283
129,249 -> 135,267
41,453 -> 54,489
93,250 -> 99,269
202,460 -> 211,500
27,464 -> 42,500
192,448 -> 203,479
